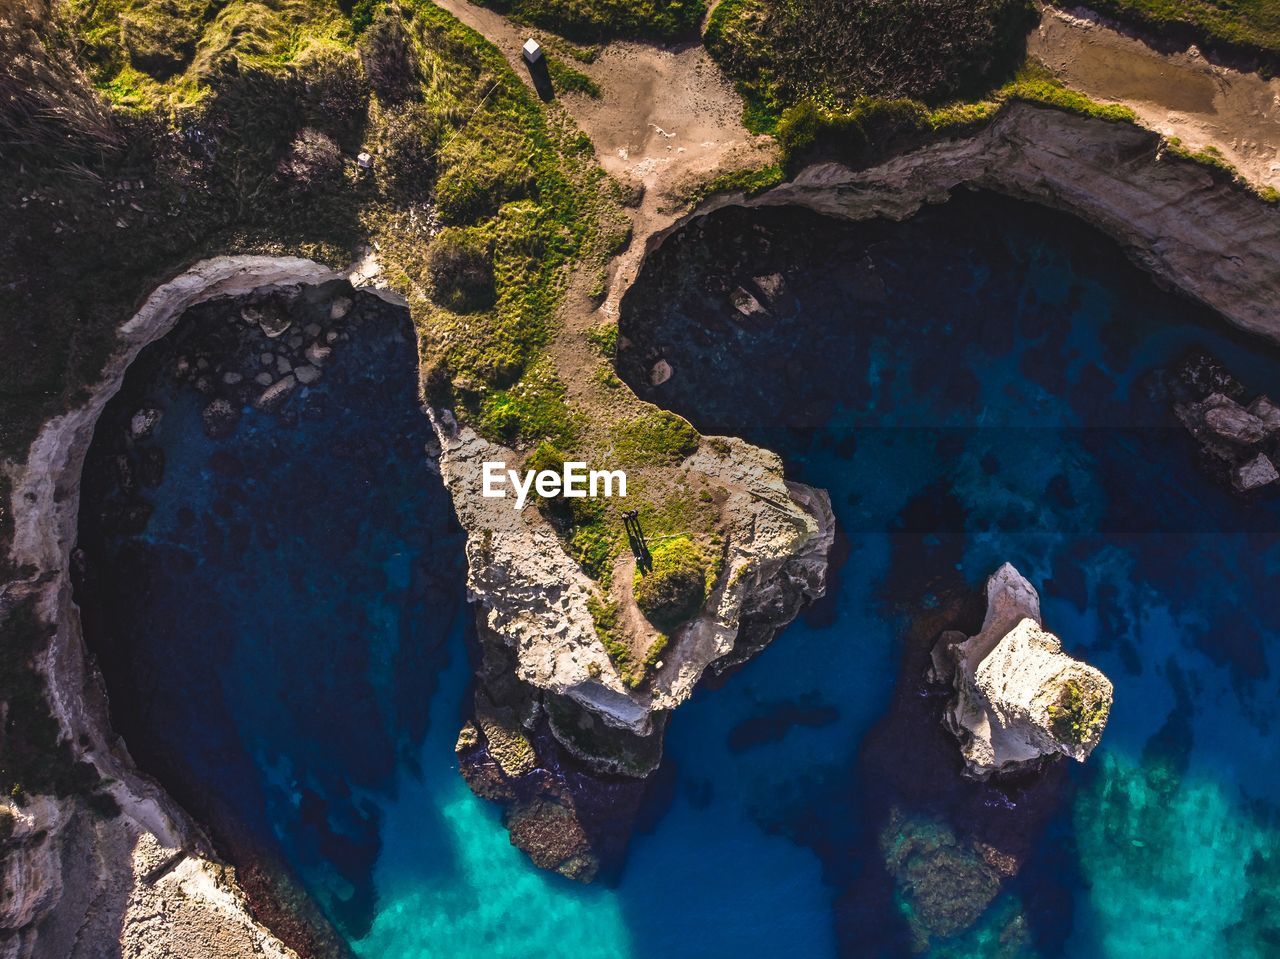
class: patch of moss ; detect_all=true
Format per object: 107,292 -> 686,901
584,321 -> 617,358
587,594 -> 640,686
1048,679 -> 1109,746
611,410 -> 699,466
633,535 -> 707,633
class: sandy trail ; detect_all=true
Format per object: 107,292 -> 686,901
432,0 -> 775,328
1031,4 -> 1280,189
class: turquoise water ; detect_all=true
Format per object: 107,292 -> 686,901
77,195 -> 1280,958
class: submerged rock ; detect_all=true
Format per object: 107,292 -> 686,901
130,407 -> 162,439
933,564 -> 1113,779
201,398 -> 239,439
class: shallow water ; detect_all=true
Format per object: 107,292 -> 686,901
77,194 -> 1280,959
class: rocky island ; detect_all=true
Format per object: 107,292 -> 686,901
931,564 -> 1113,779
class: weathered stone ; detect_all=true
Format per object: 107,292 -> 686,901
222,371 -> 243,386
729,285 -> 768,318
254,372 -> 274,387
935,564 -> 1112,779
254,374 -> 297,412
129,407 -> 161,439
1234,453 -> 1279,491
329,296 -> 353,320
1201,393 -> 1269,445
275,355 -> 292,375
1247,395 -> 1280,433
649,359 -> 672,386
304,342 -> 331,366
293,364 -> 321,385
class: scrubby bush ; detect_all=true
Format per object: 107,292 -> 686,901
478,0 -> 705,41
612,410 -> 699,466
375,102 -> 443,199
427,228 -> 496,313
634,536 -> 707,632
300,48 -> 370,150
276,127 -> 344,193
707,0 -> 1036,123
359,7 -> 421,104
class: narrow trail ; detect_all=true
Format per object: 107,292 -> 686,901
1032,4 -> 1280,190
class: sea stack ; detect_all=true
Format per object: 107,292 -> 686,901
930,564 -> 1113,780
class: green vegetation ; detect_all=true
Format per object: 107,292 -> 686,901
476,0 -> 705,41
584,321 -> 618,358
0,597 -> 104,803
587,594 -> 641,686
678,162 -> 786,206
427,227 -> 496,312
1048,680 -> 1109,746
706,0 -> 1036,132
766,63 -> 1141,173
546,55 -> 601,98
611,410 -> 699,466
1085,0 -> 1280,58
633,535 -> 708,633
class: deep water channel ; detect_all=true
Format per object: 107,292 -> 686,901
76,191 -> 1280,959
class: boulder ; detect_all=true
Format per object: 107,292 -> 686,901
201,398 -> 239,439
649,359 -> 673,386
129,407 -> 161,439
934,564 -> 1112,779
1196,393 -> 1269,446
293,365 -> 321,385
1234,453 -> 1279,492
254,374 -> 297,412
305,342 -> 332,366
1247,395 -> 1280,433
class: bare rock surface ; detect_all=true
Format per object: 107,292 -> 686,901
933,564 -> 1113,779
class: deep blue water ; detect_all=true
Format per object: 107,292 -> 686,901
77,194 -> 1280,959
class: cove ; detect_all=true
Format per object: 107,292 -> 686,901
616,192 -> 1280,957
73,187 -> 1280,959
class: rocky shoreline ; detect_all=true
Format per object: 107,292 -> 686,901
4,97 -> 1280,955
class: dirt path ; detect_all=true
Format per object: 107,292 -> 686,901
1031,4 -> 1280,190
432,0 -> 775,325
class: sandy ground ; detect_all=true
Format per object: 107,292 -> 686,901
1031,4 -> 1280,190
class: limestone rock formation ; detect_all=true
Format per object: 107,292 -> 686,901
931,564 -> 1113,779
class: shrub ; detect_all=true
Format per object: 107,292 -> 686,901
359,7 -> 420,104
375,102 -> 443,199
633,536 -> 707,632
427,228 -> 496,313
477,0 -> 705,41
276,128 -> 344,193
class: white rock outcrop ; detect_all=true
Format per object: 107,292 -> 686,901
932,564 -> 1113,779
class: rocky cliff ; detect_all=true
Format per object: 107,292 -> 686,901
656,101 -> 1280,348
3,257 -> 345,959
930,564 -> 1113,779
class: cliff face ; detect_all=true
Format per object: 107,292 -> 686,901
3,257 -> 342,959
659,102 -> 1280,348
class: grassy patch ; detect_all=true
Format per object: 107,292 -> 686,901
1048,679 -> 1109,746
546,55 -> 601,98
706,0 -> 1036,128
611,410 -> 699,466
633,535 -> 707,633
1082,0 -> 1280,58
475,0 -> 705,41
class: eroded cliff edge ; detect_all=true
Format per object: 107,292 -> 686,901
649,101 -> 1280,347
